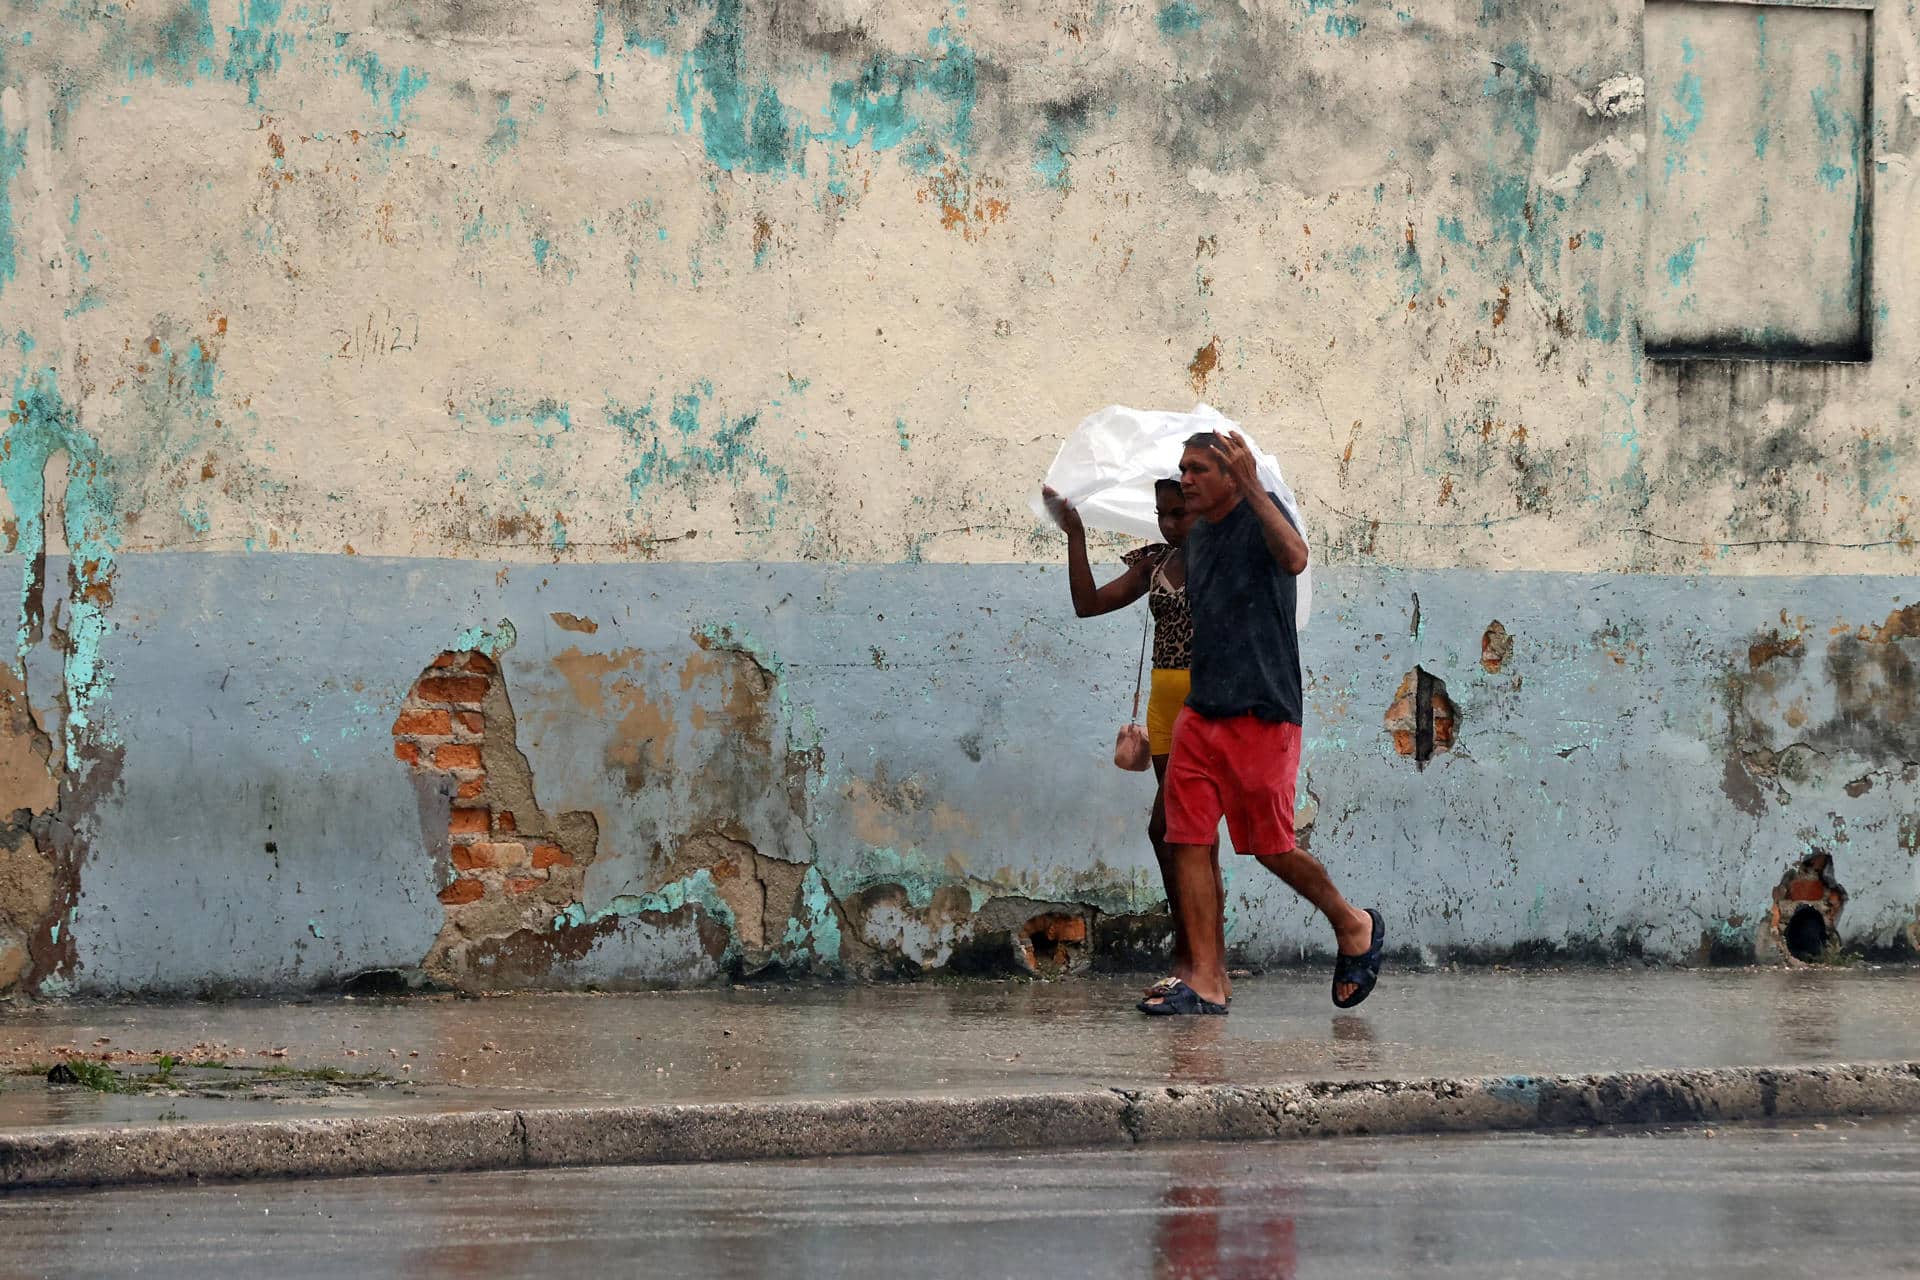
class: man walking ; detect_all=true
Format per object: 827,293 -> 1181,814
1141,431 -> 1384,1015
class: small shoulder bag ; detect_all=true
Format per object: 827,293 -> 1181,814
1113,609 -> 1152,772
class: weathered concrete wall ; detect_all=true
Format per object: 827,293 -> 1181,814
3,0 -> 1918,992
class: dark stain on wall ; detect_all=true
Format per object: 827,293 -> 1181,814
1733,602 -> 1920,773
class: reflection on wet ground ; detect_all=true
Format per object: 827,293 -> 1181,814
5,1119 -> 1918,1278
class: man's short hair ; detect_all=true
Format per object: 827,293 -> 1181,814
1183,431 -> 1224,451
1153,477 -> 1183,496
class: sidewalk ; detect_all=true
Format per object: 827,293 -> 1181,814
3,968 -> 1918,1187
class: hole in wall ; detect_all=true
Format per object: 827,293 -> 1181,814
1481,621 -> 1513,673
1769,851 -> 1848,963
1385,665 -> 1456,767
1017,912 -> 1088,974
1784,906 -> 1829,962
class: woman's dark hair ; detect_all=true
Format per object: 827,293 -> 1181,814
1154,478 -> 1183,498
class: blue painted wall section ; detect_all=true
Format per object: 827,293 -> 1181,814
7,554 -> 1913,996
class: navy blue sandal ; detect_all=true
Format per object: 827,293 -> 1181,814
1331,909 -> 1385,1009
1139,978 -> 1229,1017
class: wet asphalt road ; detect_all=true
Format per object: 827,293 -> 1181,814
4,1117 -> 1917,1278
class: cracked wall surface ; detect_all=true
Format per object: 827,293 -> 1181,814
2,2 -> 1920,991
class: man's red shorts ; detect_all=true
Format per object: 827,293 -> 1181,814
1163,709 -> 1302,854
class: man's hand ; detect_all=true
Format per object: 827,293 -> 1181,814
1214,431 -> 1308,574
1041,485 -> 1084,537
1214,431 -> 1263,498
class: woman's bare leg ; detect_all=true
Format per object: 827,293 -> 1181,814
1149,756 -> 1189,981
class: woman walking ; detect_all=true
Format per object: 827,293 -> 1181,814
1042,479 -> 1221,1000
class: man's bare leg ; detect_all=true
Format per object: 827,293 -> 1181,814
1151,842 -> 1229,1006
1253,848 -> 1372,1003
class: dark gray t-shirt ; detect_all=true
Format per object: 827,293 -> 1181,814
1183,492 -> 1303,725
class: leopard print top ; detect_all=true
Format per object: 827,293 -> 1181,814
1122,544 -> 1193,671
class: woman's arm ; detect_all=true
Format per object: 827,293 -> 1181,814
1042,486 -> 1152,617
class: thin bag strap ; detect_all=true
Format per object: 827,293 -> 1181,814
1130,607 -> 1150,720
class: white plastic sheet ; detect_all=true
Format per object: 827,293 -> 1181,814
1029,403 -> 1311,629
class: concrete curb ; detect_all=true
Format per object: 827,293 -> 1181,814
3,1060 -> 1916,1191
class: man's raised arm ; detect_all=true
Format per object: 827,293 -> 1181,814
1217,432 -> 1308,575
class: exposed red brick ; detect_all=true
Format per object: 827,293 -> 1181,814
393,741 -> 421,765
438,879 -> 484,905
1041,916 -> 1086,944
531,843 -> 572,869
467,842 -> 525,870
494,810 -> 516,833
1787,878 -> 1828,903
435,743 -> 484,769
449,806 -> 490,835
416,676 -> 489,705
466,653 -> 497,674
430,652 -> 459,669
451,845 -> 480,872
456,776 -> 487,800
457,711 -> 485,734
394,709 -> 453,736
506,875 -> 544,895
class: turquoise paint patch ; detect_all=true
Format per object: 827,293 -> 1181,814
1156,2 -> 1204,35
0,367 -> 121,769
223,0 -> 287,104
461,207 -> 502,245
532,236 -> 552,269
1661,72 -> 1703,145
894,418 -> 911,451
1808,64 -> 1860,194
1032,100 -> 1092,190
551,869 -> 741,963
1665,237 -> 1701,286
159,0 -> 215,80
485,95 -> 520,160
662,0 -> 977,177
1484,174 -> 1530,265
346,50 -> 429,133
1435,215 -> 1468,245
482,396 -> 572,447
781,865 -> 843,965
609,384 -> 790,518
0,124 -> 25,293
451,617 -> 517,658
1579,281 -> 1621,344
1305,0 -> 1363,39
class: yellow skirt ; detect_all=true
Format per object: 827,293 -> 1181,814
1146,668 -> 1190,758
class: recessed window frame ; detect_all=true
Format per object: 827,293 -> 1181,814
1642,0 -> 1877,364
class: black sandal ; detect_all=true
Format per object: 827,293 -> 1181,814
1139,978 -> 1229,1017
1331,908 -> 1385,1009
